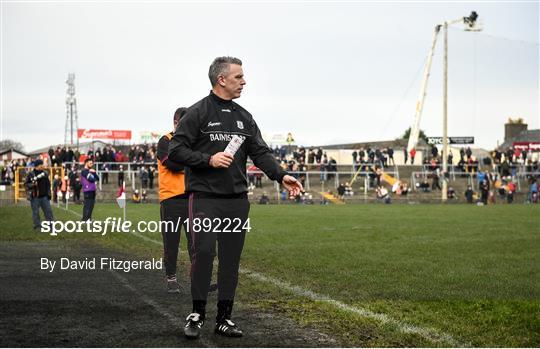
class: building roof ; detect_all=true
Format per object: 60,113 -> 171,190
0,148 -> 28,157
319,138 -> 428,150
500,129 -> 540,149
27,141 -> 111,156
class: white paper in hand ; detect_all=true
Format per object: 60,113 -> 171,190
224,135 -> 245,156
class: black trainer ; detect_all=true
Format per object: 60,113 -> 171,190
166,276 -> 181,293
215,319 -> 243,337
184,313 -> 204,339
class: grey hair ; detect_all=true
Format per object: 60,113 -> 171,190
208,56 -> 242,86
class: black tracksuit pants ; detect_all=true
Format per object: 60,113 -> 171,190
82,191 -> 96,221
188,192 -> 250,319
160,195 -> 190,277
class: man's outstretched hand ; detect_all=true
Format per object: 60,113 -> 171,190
282,175 -> 304,198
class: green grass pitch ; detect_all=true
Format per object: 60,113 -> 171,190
1,203 -> 539,347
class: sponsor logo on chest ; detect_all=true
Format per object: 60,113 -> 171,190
209,133 -> 247,142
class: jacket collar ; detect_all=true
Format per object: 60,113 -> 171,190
210,90 -> 233,105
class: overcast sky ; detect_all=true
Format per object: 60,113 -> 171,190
1,1 -> 539,152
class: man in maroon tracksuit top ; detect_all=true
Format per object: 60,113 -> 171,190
169,56 -> 303,339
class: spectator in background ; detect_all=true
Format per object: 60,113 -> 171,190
387,147 -> 394,166
368,147 -> 375,164
466,147 -> 472,161
447,151 -> 453,166
255,170 -> 263,188
429,157 -> 439,171
431,145 -> 438,159
72,177 -> 82,204
344,182 -> 353,196
337,183 -> 346,199
142,189 -> 148,203
118,165 -> 125,188
521,149 -> 528,164
60,176 -> 68,203
327,157 -> 337,181
316,147 -> 323,164
507,179 -> 516,204
465,185 -> 474,203
319,161 -> 327,182
148,166 -> 155,189
410,148 -> 416,165
307,148 -> 315,165
273,146 -> 279,158
375,148 -> 383,167
132,189 -> 141,203
403,147 -> 408,165
447,186 -> 456,199
140,166 -> 149,189
400,182 -> 409,195
66,147 -> 75,163
417,177 -> 430,192
115,150 -> 124,163
129,146 -> 136,162
376,186 -> 391,204
280,188 -> 288,202
247,165 -> 256,190
494,149 -> 502,165
431,170 -> 442,191
102,163 -> 109,184
479,179 -> 489,205
505,148 -> 513,164
298,161 -> 307,188
359,148 -> 365,163
500,158 -> 511,178
258,192 -> 270,205
498,179 -> 507,199
52,174 -> 61,203
382,148 -> 389,167
25,160 -> 54,229
81,158 -> 99,221
529,177 -> 538,204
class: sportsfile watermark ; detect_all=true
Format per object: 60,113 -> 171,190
40,217 -> 252,236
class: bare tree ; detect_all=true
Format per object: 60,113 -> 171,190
400,127 -> 428,143
0,139 -> 25,152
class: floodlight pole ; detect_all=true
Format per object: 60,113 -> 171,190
441,12 -> 480,202
442,19 -> 461,202
442,21 -> 449,201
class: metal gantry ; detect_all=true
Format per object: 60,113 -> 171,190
64,73 -> 79,148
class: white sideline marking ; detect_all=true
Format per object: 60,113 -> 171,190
56,206 -> 467,347
109,271 -> 216,348
240,269 -> 468,347
59,206 -> 83,218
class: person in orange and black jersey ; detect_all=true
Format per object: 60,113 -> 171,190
158,108 -> 219,294
158,107 -> 190,293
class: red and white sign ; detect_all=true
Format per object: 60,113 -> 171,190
513,142 -> 540,151
77,129 -> 132,140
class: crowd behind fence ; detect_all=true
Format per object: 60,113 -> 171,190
4,146 -> 539,204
